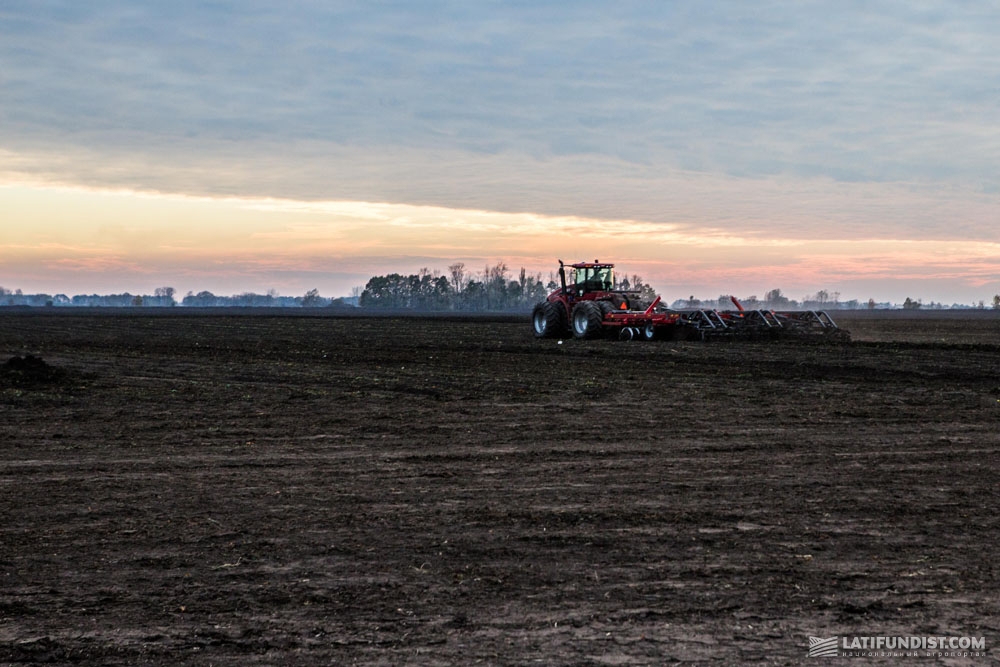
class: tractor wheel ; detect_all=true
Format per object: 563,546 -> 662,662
642,322 -> 657,341
597,300 -> 617,317
572,301 -> 604,339
532,301 -> 566,338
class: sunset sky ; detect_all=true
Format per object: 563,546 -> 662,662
3,2 -> 1000,304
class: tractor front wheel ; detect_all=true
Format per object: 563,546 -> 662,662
532,301 -> 566,338
572,301 -> 604,339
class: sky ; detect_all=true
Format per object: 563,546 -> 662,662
2,1 -> 1000,304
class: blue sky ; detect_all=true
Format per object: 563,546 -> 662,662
2,2 -> 1000,302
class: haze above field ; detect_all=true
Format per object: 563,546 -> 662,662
2,2 -> 1000,304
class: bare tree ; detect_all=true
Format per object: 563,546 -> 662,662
448,262 -> 467,294
764,288 -> 789,307
301,288 -> 323,307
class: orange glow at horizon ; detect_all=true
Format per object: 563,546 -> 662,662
3,180 -> 1000,303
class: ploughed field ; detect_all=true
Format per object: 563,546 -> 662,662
2,310 -> 999,665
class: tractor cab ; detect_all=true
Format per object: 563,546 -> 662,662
567,261 -> 615,296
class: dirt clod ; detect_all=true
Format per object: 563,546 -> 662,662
1,354 -> 65,386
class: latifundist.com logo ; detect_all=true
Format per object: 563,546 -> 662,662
808,635 -> 987,658
808,637 -> 839,657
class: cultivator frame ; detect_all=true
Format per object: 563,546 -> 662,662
531,259 -> 849,342
670,307 -> 847,341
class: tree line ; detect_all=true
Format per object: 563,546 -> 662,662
675,289 -> 1000,311
358,262 -> 658,311
4,280 -> 1000,311
0,286 -> 351,308
360,262 -> 547,311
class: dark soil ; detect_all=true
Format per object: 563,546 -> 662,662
1,310 -> 999,664
0,355 -> 66,388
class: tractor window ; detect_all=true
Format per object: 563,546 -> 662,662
573,266 -> 614,292
594,266 -> 614,289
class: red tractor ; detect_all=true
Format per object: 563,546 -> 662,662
531,260 -> 681,340
532,259 -> 848,342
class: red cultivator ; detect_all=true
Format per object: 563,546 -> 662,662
532,260 -> 849,342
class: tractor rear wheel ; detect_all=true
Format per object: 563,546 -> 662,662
532,301 -> 566,338
572,301 -> 604,339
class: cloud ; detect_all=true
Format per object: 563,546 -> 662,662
3,1 -> 1000,243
